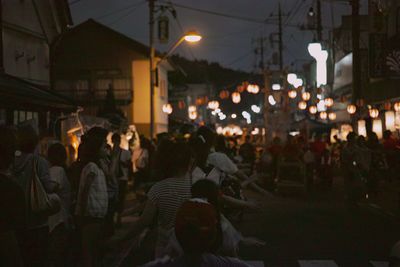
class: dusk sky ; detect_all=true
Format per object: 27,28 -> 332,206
70,0 -> 369,72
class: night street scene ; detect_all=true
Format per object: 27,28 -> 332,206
1,0 -> 400,267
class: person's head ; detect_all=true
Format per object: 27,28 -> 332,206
47,143 -> 67,167
111,133 -> 121,146
17,124 -> 39,153
196,126 -> 216,148
384,130 -> 393,140
189,135 -> 210,170
80,127 -> 108,164
191,179 -> 220,211
357,135 -> 366,146
169,142 -> 193,176
214,135 -> 227,153
368,132 -> 379,143
245,135 -> 251,142
346,132 -> 358,144
0,126 -> 16,170
154,138 -> 175,179
175,199 -> 219,255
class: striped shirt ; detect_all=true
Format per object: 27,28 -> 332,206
140,254 -> 252,267
147,175 -> 192,231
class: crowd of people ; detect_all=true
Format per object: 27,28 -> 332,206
2,122 -> 400,266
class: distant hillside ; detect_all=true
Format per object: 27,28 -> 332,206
168,55 -> 254,88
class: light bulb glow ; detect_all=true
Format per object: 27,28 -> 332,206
369,108 -> 379,118
320,111 -> 327,120
251,105 -> 261,113
302,92 -> 311,101
288,89 -> 297,99
324,98 -> 334,107
298,101 -> 307,110
247,84 -> 260,94
232,92 -> 241,103
272,84 -> 281,91
162,103 -> 173,114
184,32 -> 202,42
309,105 -> 317,114
287,73 -> 297,85
207,100 -> 219,110
268,95 -> 276,106
328,112 -> 336,120
347,104 -> 357,114
231,114 -> 237,119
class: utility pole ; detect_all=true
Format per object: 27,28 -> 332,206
316,0 -> 322,41
278,2 -> 283,71
350,0 -> 361,104
0,0 -> 4,73
149,0 -> 155,138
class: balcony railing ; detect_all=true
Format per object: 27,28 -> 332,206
56,89 -> 133,105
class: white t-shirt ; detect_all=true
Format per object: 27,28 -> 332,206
207,152 -> 239,175
48,166 -> 71,232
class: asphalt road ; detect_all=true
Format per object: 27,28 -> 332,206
236,186 -> 400,267
120,182 -> 400,267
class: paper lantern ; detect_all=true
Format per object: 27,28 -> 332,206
328,112 -> 336,120
162,103 -> 173,115
298,101 -> 307,110
188,105 -> 197,120
207,100 -> 219,110
324,98 -> 334,107
219,90 -> 230,99
395,102 -> 400,112
309,105 -> 317,114
178,100 -> 186,109
385,111 -> 396,131
288,89 -> 297,99
330,128 -> 339,143
319,111 -> 327,120
357,120 -> 366,137
247,84 -> 260,94
231,92 -> 241,104
372,119 -> 383,139
347,104 -> 357,114
302,92 -> 311,101
369,108 -> 379,118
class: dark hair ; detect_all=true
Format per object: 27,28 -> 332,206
48,143 -> 67,167
346,132 -> 357,143
196,126 -> 216,148
383,130 -> 393,140
154,138 -> 175,179
0,126 -> 16,170
17,124 -> 39,153
168,142 -> 192,176
80,127 -> 108,164
214,135 -> 227,153
189,135 -> 210,170
111,133 -> 121,144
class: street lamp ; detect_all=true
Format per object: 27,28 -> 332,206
149,30 -> 202,138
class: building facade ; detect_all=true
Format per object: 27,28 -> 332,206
53,19 -> 171,136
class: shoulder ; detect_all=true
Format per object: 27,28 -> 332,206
82,162 -> 100,176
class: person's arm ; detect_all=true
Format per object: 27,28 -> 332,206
78,172 -> 96,216
122,200 -> 157,241
221,194 -> 260,210
37,157 -> 58,193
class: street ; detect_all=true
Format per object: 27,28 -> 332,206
119,180 -> 400,267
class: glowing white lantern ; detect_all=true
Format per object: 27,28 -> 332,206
328,112 -> 336,120
232,92 -> 241,103
372,119 -> 383,139
298,101 -> 307,110
231,113 -> 237,119
272,84 -> 281,90
341,124 -> 353,140
320,111 -> 327,120
369,108 -> 379,118
247,84 -> 260,94
268,95 -> 276,106
324,98 -> 334,107
347,104 -> 357,115
288,89 -> 297,99
308,42 -> 328,87
358,120 -> 367,137
162,103 -> 173,114
394,102 -> 400,112
251,105 -> 261,113
309,105 -> 317,114
385,111 -> 396,131
207,100 -> 219,110
302,92 -> 311,101
188,105 -> 197,120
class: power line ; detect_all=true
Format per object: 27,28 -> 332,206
107,1 -> 147,26
95,0 -> 146,20
69,0 -> 82,5
161,1 -> 300,28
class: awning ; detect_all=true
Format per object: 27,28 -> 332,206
0,74 -> 76,111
